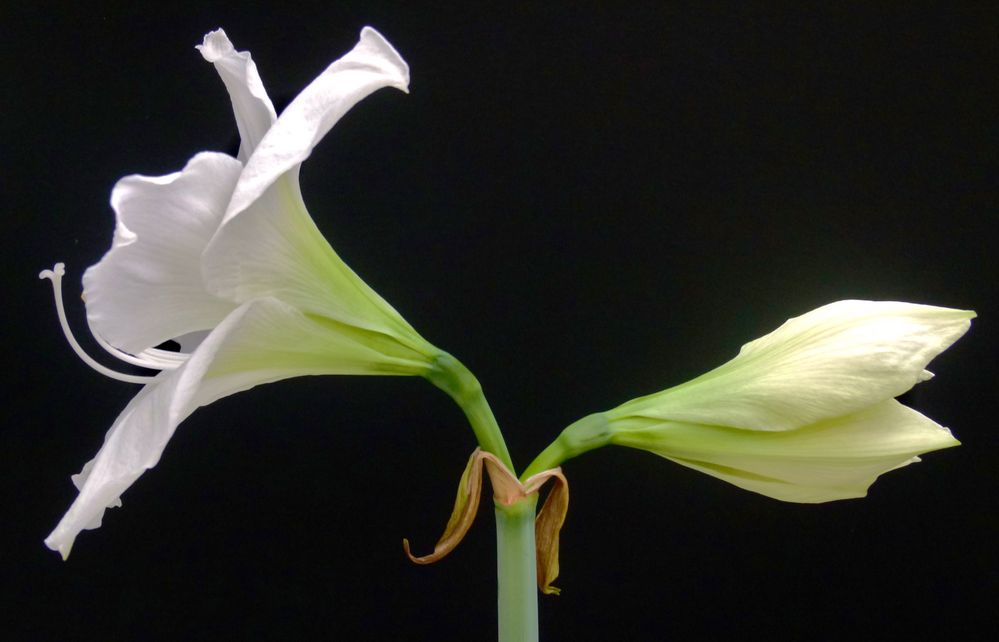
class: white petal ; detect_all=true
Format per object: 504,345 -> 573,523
204,184 -> 426,343
199,28 -> 422,344
83,152 -> 242,353
197,28 -> 277,162
45,297 -> 431,558
174,330 -> 209,353
46,374 -> 170,559
218,26 -> 408,227
613,400 -> 959,503
616,300 -> 974,431
189,297 -> 433,406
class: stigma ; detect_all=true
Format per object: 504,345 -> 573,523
39,262 -> 187,384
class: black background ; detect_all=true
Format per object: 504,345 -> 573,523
3,3 -> 997,640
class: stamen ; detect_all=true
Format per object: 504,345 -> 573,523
39,262 -> 156,384
92,332 -> 186,370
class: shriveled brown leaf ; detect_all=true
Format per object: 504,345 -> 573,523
403,449 -> 485,564
530,469 -> 569,595
404,449 -> 570,596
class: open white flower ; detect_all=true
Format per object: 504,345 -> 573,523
40,27 -> 438,558
604,300 -> 974,502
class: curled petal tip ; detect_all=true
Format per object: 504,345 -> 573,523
44,536 -> 72,561
358,26 -> 410,92
197,28 -> 234,62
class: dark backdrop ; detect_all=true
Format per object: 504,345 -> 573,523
3,3 -> 997,640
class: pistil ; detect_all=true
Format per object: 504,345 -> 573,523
39,262 -> 171,384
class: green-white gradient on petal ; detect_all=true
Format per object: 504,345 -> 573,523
83,27 -> 431,363
199,27 -> 427,355
46,27 -> 440,558
614,300 -> 975,432
610,400 -> 960,503
45,296 -> 433,559
585,299 -> 975,503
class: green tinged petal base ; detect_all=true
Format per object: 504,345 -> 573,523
610,400 -> 959,503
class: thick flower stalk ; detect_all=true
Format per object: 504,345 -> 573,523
525,300 -> 974,502
40,27 -> 471,558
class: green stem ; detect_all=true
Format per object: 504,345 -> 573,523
521,412 -> 612,480
495,497 -> 539,642
426,352 -> 514,471
427,352 -> 535,640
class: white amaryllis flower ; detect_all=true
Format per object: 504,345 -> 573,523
605,300 -> 974,502
40,27 -> 439,558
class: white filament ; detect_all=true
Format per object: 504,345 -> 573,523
92,332 -> 186,370
39,262 -> 157,384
